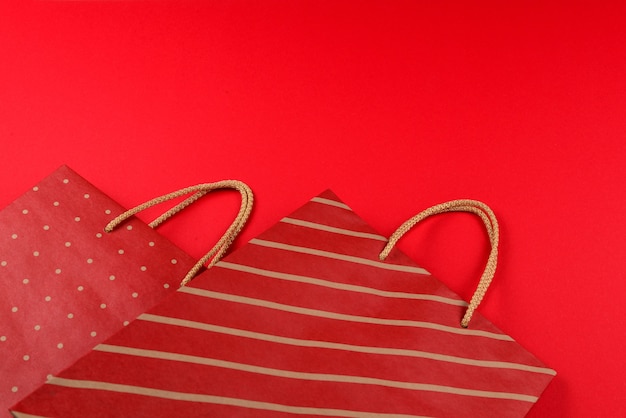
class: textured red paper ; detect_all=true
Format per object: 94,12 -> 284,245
2,2 -> 626,416
12,190 -> 554,417
0,166 -> 196,415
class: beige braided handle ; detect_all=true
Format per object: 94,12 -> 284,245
379,200 -> 498,328
104,180 -> 253,287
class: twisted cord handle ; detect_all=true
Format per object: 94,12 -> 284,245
105,180 -> 253,287
380,200 -> 498,328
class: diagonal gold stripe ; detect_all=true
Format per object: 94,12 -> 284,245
46,377 -> 432,418
138,313 -> 554,375
310,197 -> 352,210
280,217 -> 388,241
94,344 -> 539,402
178,287 -> 513,341
249,238 -> 430,275
10,413 -> 51,418
216,261 -> 466,307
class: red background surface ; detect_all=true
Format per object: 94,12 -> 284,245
1,1 -> 624,416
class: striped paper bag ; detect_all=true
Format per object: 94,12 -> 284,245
11,190 -> 554,418
1,166 -> 252,416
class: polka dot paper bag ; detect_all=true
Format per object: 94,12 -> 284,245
0,166 -> 252,415
11,190 -> 554,418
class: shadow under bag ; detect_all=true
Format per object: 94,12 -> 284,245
11,190 -> 555,417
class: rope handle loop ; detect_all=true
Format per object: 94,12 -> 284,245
104,180 -> 254,287
379,199 -> 499,328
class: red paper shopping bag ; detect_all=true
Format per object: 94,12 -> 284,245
0,166 -> 252,415
11,190 -> 554,417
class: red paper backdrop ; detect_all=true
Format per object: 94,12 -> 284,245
1,1 -> 624,417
